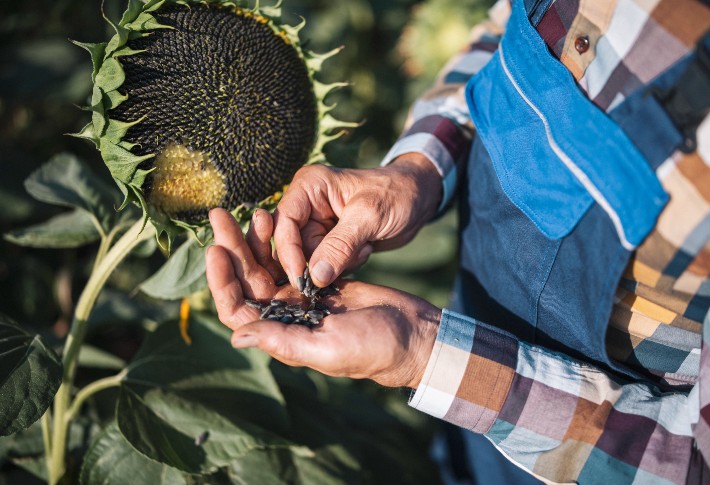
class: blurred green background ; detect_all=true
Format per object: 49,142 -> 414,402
0,0 -> 492,480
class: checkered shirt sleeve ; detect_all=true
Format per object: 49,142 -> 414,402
412,309 -> 701,484
380,1 -> 510,214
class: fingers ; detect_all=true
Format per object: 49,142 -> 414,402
300,219 -> 334,260
209,208 -> 274,300
273,207 -> 308,286
246,209 -> 285,282
230,321 -> 339,371
205,245 -> 258,331
273,165 -> 335,286
308,199 -> 378,287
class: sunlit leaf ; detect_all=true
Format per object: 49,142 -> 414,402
81,423 -> 187,485
117,312 -> 294,474
23,153 -> 121,233
0,314 -> 62,436
4,209 -> 100,248
140,237 -> 208,300
77,344 -> 126,370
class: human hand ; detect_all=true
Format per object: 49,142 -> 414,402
273,153 -> 442,288
206,208 -> 441,388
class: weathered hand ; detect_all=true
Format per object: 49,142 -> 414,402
206,208 -> 441,388
273,153 -> 442,288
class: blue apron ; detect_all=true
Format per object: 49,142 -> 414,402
452,0 -> 672,377
440,0 -> 695,481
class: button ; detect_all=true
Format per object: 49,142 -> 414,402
575,35 -> 590,54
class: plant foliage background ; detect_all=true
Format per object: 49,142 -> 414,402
0,0 -> 493,483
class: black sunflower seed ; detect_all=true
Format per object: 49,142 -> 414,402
245,300 -> 263,309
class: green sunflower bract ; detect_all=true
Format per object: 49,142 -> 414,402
74,0 -> 354,246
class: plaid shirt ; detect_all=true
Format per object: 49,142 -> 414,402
384,0 -> 710,482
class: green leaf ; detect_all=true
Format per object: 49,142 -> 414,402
99,139 -> 153,184
104,117 -> 144,145
125,12 -> 171,31
140,237 -> 208,300
69,122 -> 98,145
77,345 -> 126,370
81,423 -> 187,485
117,313 -> 293,474
4,210 -> 100,248
0,418 -> 94,482
0,314 -> 62,436
70,40 -> 106,82
269,364 -> 441,484
23,153 -> 121,233
94,57 -> 125,93
118,0 -> 147,28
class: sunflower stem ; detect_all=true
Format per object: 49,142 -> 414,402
41,409 -> 52,472
65,370 -> 127,424
47,219 -> 154,485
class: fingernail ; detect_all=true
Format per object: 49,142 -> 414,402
232,334 -> 259,348
311,260 -> 334,285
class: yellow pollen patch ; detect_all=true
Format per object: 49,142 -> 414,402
148,143 -> 227,218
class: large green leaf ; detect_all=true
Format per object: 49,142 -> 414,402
0,417 -> 98,483
81,423 -> 187,485
4,209 -> 100,248
117,313 -> 295,475
0,314 -> 62,436
23,153 -> 121,233
139,237 -> 208,300
269,365 -> 441,485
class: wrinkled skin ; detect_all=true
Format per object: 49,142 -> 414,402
272,153 -> 443,287
206,207 -> 441,388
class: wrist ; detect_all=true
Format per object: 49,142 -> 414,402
406,307 -> 441,389
386,153 -> 443,221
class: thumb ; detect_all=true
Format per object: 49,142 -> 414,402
231,322 -> 331,370
309,220 -> 374,287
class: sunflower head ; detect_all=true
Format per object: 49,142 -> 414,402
74,0 -> 354,245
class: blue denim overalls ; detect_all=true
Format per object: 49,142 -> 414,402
439,0 -> 700,481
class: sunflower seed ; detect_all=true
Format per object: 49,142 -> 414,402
306,310 -> 324,320
297,276 -> 306,293
275,276 -> 290,286
245,299 -> 263,309
194,431 -> 210,446
260,306 -> 272,319
270,299 -> 287,307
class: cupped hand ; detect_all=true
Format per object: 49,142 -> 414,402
273,153 -> 442,288
206,208 -> 441,389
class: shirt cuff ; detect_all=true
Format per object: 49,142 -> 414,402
409,309 -> 518,434
381,115 -> 468,216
